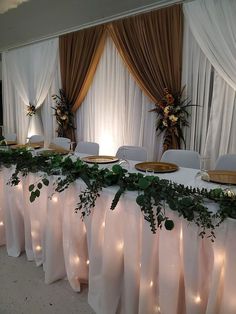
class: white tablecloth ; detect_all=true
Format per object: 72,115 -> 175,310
0,159 -> 235,314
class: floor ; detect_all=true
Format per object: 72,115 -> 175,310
0,246 -> 95,314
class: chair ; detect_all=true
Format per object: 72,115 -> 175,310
161,149 -> 201,169
75,141 -> 99,155
28,135 -> 44,143
4,133 -> 17,142
215,154 -> 236,171
116,145 -> 148,161
51,137 -> 71,150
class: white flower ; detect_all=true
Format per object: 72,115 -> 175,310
164,106 -> 170,114
162,120 -> 168,127
169,115 -> 178,122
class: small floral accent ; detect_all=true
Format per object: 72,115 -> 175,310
52,89 -> 75,137
150,87 -> 194,151
26,103 -> 36,116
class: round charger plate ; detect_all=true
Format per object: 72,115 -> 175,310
135,161 -> 178,173
82,155 -> 119,164
202,170 -> 236,185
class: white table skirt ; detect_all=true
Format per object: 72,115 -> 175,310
0,165 -> 235,314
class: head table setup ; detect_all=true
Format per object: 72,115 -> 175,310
0,147 -> 235,314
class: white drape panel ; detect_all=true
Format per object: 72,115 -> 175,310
181,20 -> 212,155
184,0 -> 236,91
76,37 -> 161,161
2,38 -> 58,143
182,18 -> 236,167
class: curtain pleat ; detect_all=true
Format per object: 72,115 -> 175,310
107,5 -> 183,103
59,25 -> 106,112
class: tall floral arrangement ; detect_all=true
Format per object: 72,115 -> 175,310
52,89 -> 75,138
151,87 -> 193,151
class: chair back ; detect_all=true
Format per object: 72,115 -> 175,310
4,133 -> 17,142
51,137 -> 71,150
161,149 -> 201,169
28,135 -> 44,143
215,154 -> 236,170
75,141 -> 99,155
116,145 -> 147,161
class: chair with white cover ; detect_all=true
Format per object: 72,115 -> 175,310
51,137 -> 71,150
161,149 -> 201,169
28,135 -> 44,143
4,133 -> 17,142
75,141 -> 99,155
215,154 -> 236,171
116,145 -> 148,161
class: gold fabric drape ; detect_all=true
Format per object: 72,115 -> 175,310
59,25 -> 106,113
107,5 -> 183,103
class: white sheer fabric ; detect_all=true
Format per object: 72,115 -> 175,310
76,37 -> 161,161
184,0 -> 236,91
2,38 -> 58,143
182,19 -> 236,168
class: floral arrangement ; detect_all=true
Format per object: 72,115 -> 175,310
52,89 -> 75,137
26,103 -> 36,116
151,87 -> 193,151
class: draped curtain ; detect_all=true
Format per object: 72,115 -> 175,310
107,5 -> 183,104
76,37 -> 161,160
183,0 -> 236,167
59,25 -> 106,141
2,38 -> 58,143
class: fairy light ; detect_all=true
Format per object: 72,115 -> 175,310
154,305 -> 161,313
31,231 -> 36,238
74,256 -> 80,265
35,245 -> 42,252
0,221 -> 4,226
86,260 -> 90,265
194,295 -> 201,304
52,196 -> 58,203
102,221 -> 105,228
150,280 -> 153,288
117,241 -> 124,251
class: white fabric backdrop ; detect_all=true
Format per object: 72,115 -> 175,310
76,37 -> 161,161
2,38 -> 58,143
184,0 -> 236,91
183,4 -> 236,168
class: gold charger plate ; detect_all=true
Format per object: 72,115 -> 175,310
202,170 -> 236,185
82,155 -> 119,164
135,162 -> 178,173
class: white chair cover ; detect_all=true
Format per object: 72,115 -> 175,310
51,137 -> 71,150
116,146 -> 147,161
161,149 -> 201,169
28,135 -> 44,143
4,133 -> 17,142
75,141 -> 99,155
215,154 -> 236,171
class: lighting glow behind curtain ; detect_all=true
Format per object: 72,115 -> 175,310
2,38 -> 58,143
76,37 -> 161,160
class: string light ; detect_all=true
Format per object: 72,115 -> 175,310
150,281 -> 153,288
35,245 -> 42,252
117,242 -> 124,251
0,221 -> 4,226
86,260 -> 90,265
52,196 -> 58,203
194,295 -> 201,304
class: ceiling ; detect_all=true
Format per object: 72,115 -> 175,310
0,0 -> 180,51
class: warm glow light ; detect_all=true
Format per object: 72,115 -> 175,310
139,263 -> 142,268
117,241 -> 124,251
83,225 -> 87,233
215,251 -> 225,266
102,221 -> 105,228
17,183 -> 22,190
99,133 -> 116,155
35,245 -> 42,252
74,256 -> 80,265
150,281 -> 153,288
52,196 -> 58,203
194,295 -> 201,304
154,305 -> 161,313
86,260 -> 90,265
31,231 -> 36,238
180,227 -> 183,241
0,221 -> 4,226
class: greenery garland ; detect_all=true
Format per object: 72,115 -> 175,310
0,148 -> 236,241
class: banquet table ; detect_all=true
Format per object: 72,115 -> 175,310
0,155 -> 235,314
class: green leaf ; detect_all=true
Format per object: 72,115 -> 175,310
112,164 -> 123,174
30,193 -> 36,203
164,219 -> 174,230
29,184 -> 34,192
136,194 -> 145,206
37,182 -> 43,189
138,178 -> 150,190
35,189 -> 40,197
42,178 -> 49,186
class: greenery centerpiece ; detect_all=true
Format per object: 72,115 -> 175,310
52,89 -> 75,138
151,87 -> 193,151
0,148 -> 236,242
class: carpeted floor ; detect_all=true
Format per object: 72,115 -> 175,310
0,246 -> 95,314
